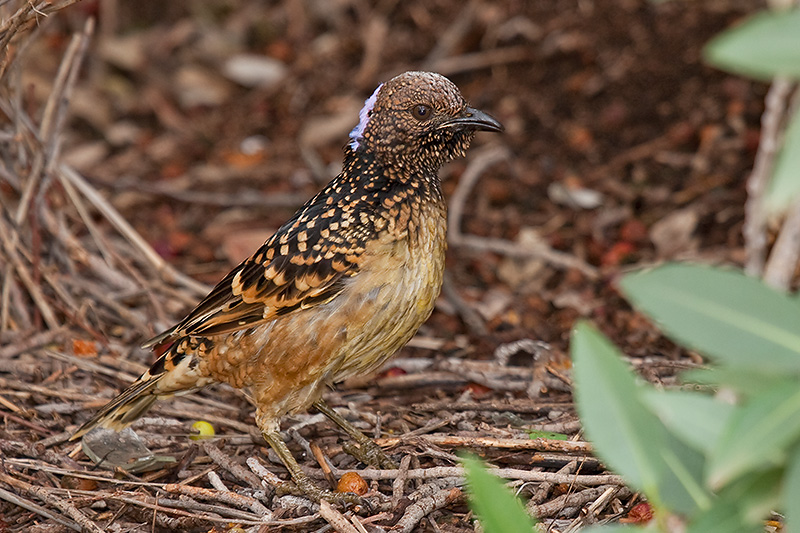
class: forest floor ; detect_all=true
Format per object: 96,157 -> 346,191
0,0 -> 766,531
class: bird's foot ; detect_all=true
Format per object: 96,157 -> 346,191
312,400 -> 398,469
342,440 -> 397,470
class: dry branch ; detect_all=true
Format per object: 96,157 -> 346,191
393,486 -> 462,533
448,145 -> 598,278
0,472 -> 105,533
744,78 -> 796,275
376,434 -> 591,454
320,464 -> 621,486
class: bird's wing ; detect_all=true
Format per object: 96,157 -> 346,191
143,207 -> 371,349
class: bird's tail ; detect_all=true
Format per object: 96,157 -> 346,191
70,377 -> 161,440
70,339 -> 211,441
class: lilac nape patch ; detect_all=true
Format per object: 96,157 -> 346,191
349,83 -> 383,150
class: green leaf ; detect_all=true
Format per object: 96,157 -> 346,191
687,468 -> 782,533
641,389 -> 734,456
527,430 -> 568,440
461,453 -> 535,533
682,367 -> 788,397
572,323 -> 662,491
620,264 -> 800,372
704,9 -> 800,81
708,380 -> 800,488
766,105 -> 800,214
783,445 -> 800,533
571,322 -> 710,514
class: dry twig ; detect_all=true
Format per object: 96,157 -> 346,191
376,434 -> 591,454
448,145 -> 598,278
393,485 -> 462,533
744,78 -> 797,275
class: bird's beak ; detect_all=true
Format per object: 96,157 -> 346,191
439,107 -> 504,132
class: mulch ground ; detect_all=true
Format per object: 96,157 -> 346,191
0,0 -> 765,531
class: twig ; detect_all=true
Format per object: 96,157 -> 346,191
100,492 -> 310,526
164,482 -> 272,517
448,145 -> 510,244
3,457 -> 165,486
0,486 -> 82,532
392,455 -> 412,508
528,460 -> 578,507
37,206 -> 138,292
0,409 -> 52,435
112,178 -> 307,208
310,440 -> 338,489
763,195 -> 800,289
153,405 -> 254,432
0,19 -> 94,332
392,487 -> 464,533
13,12 -> 93,240
202,441 -> 263,489
563,486 -> 623,532
422,0 -> 478,67
0,271 -> 31,330
447,145 -> 597,278
58,171 -> 116,265
247,456 -> 287,489
393,486 -> 462,533
744,78 -> 796,276
456,233 -> 598,278
436,358 -> 539,392
58,164 -> 211,297
131,493 -> 264,522
319,500 -> 361,533
206,470 -> 229,491
0,326 -> 65,358
0,393 -> 22,413
494,338 -> 550,365
0,471 -> 106,533
763,88 -> 800,289
354,16 -> 388,89
69,278 -> 151,332
0,438 -> 65,465
0,1 -> 84,66
427,46 -> 532,76
587,133 -> 672,184
41,18 -> 94,170
366,370 -> 470,390
322,464 -> 622,486
43,349 -> 138,384
412,399 -> 571,415
529,485 -> 631,519
0,376 -> 98,401
440,273 -> 486,334
0,216 -> 60,328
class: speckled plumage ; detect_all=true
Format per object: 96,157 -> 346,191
72,71 -> 502,492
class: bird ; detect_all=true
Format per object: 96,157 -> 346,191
71,71 -> 503,502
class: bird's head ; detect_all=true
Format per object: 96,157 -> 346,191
349,71 -> 503,174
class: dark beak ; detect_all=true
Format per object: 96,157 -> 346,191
439,107 -> 504,133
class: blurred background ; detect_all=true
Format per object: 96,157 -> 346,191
23,0 -> 763,353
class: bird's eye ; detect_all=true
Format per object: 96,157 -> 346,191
411,104 -> 432,121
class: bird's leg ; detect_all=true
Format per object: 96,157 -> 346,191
261,428 -> 365,507
313,399 -> 397,469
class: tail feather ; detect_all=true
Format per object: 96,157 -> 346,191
71,338 -> 213,441
70,376 -> 160,440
